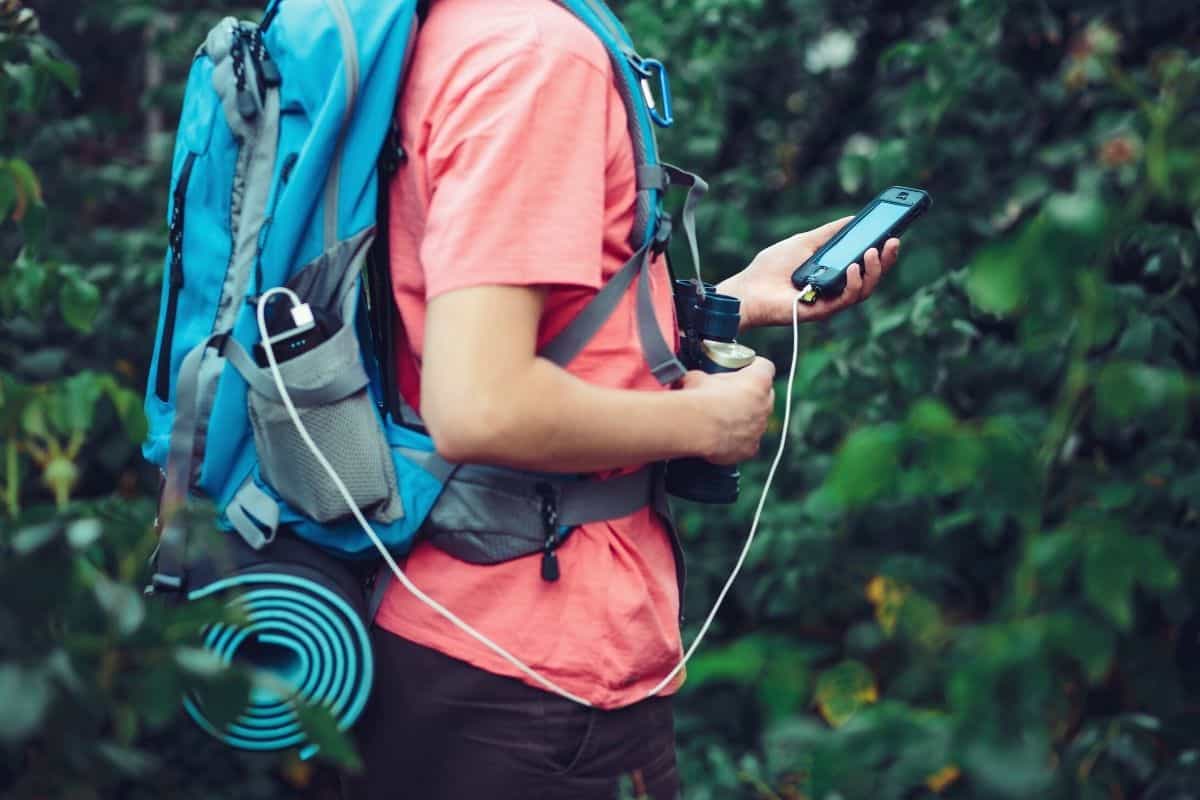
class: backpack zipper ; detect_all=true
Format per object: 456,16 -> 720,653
155,151 -> 198,402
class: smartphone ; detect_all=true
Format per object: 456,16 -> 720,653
791,186 -> 931,303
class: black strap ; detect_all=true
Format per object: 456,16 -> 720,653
365,130 -> 403,422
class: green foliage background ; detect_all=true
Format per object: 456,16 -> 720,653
1,0 -> 1198,797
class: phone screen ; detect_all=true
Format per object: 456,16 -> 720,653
819,201 -> 908,268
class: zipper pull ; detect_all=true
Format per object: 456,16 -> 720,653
541,546 -> 560,582
230,28 -> 258,120
536,483 -> 561,583
255,29 -> 281,87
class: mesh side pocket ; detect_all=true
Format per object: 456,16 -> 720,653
249,387 -> 398,523
245,314 -> 401,525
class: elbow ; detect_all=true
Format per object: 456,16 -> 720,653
424,394 -> 511,465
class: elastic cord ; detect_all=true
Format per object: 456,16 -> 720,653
645,292 -> 804,698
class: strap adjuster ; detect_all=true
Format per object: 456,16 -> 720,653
145,572 -> 184,596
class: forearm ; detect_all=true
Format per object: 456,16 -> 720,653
432,358 -> 709,473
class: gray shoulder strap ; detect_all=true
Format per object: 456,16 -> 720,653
538,238 -> 685,385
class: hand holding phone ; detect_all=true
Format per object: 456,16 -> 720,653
791,186 -> 931,304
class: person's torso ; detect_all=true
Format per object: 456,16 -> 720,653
375,0 -> 685,708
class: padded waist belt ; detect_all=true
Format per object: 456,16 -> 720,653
399,449 -> 662,565
171,533 -> 373,757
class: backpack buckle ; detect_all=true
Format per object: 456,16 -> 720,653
627,54 -> 673,128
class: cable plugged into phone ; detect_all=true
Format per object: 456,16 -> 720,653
797,283 -> 818,304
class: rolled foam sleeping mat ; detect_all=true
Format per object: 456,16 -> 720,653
180,533 -> 374,757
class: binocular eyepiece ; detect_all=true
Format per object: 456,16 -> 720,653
665,280 -> 756,504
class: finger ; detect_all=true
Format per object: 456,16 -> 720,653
748,356 -> 777,381
861,248 -> 883,296
809,215 -> 854,245
784,215 -> 853,250
881,238 -> 901,273
843,263 -> 866,306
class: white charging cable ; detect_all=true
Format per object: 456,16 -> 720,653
256,287 -> 591,706
257,287 -> 803,708
645,292 -> 803,698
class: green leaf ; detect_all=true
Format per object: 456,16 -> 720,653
815,660 -> 878,727
29,43 -> 80,93
0,664 -> 52,744
96,742 -> 158,777
826,423 -> 904,507
12,522 -> 58,554
1082,524 -> 1178,630
66,518 -> 102,549
0,172 -> 14,221
907,398 -> 956,435
102,380 -> 149,443
966,242 -> 1024,315
57,371 -> 104,434
92,575 -> 146,636
296,702 -> 363,771
174,647 -> 228,678
59,273 -> 101,333
5,157 -> 42,209
1045,612 -> 1115,682
1095,362 -> 1190,432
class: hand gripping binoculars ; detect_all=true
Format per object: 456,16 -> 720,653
664,280 -> 757,504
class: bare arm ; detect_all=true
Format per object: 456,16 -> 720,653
420,284 -> 775,473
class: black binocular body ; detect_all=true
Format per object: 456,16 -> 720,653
664,280 -> 757,504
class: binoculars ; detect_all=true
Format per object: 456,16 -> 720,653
665,280 -> 757,504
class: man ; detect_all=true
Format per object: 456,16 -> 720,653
351,1 -> 900,797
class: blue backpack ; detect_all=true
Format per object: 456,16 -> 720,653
145,0 -> 708,600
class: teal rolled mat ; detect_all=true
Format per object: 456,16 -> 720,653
180,542 -> 374,758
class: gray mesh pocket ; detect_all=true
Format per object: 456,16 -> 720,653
246,324 -> 401,524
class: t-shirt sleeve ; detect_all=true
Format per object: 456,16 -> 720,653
417,39 -> 609,298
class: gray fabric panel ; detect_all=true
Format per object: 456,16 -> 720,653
229,307 -> 401,525
537,242 -> 648,367
394,446 -> 457,483
637,249 -> 686,385
149,520 -> 187,592
556,466 -> 654,526
396,399 -> 427,432
161,336 -> 223,523
367,561 -> 393,622
231,511 -> 272,546
636,164 -> 668,191
226,477 -> 280,550
284,226 -> 375,321
322,0 -> 360,248
215,86 -> 280,335
228,323 -> 369,406
422,465 -> 658,563
423,473 -> 546,564
207,18 -> 246,136
189,348 -> 228,485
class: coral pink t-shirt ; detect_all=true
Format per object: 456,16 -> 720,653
374,0 -> 685,708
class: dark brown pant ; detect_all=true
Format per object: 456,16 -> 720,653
345,627 -> 681,800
